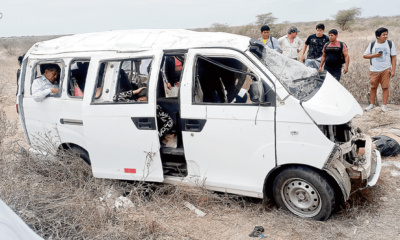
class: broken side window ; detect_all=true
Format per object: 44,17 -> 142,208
30,61 -> 63,98
67,60 -> 90,99
193,56 -> 259,104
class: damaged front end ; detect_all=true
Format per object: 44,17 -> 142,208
321,122 -> 382,200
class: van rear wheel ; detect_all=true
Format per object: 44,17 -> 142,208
60,145 -> 91,166
272,166 -> 335,221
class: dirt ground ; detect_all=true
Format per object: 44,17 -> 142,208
1,34 -> 400,239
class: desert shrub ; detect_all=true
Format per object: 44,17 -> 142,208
255,12 -> 277,27
210,23 -> 230,32
334,7 -> 362,31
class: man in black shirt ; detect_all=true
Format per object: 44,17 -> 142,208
300,23 -> 329,69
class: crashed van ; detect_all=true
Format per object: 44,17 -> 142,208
17,30 -> 381,220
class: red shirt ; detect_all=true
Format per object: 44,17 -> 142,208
322,41 -> 348,53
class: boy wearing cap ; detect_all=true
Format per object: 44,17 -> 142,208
278,26 -> 303,60
257,25 -> 280,53
363,27 -> 396,112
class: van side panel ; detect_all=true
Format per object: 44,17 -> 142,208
276,97 -> 334,169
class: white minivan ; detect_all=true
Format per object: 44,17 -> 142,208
17,30 -> 381,220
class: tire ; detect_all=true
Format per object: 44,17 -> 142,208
272,165 -> 336,221
63,145 -> 91,166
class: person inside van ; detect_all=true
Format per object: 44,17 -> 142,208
32,64 -> 60,102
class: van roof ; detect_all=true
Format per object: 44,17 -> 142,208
29,29 -> 251,55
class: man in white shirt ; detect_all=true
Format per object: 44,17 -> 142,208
32,64 -> 60,102
363,27 -> 397,112
278,26 -> 303,60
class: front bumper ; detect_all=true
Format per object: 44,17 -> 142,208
323,134 -> 381,200
367,149 -> 381,187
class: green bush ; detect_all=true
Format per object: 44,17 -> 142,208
334,7 -> 362,31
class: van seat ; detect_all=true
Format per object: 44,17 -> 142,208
161,146 -> 184,156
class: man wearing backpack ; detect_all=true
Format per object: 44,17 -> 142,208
363,27 -> 397,112
257,25 -> 280,53
318,29 -> 349,81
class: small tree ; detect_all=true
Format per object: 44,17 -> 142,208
334,7 -> 362,31
210,23 -> 230,32
255,13 -> 277,26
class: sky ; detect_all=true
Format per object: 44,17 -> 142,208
0,0 -> 399,37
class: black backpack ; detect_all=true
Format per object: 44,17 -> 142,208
323,41 -> 347,64
369,40 -> 392,65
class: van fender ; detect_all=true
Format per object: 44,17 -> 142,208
323,157 -> 351,201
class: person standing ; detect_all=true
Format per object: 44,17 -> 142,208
278,26 -> 303,60
363,27 -> 396,112
257,25 -> 280,53
318,29 -> 349,81
300,23 -> 329,69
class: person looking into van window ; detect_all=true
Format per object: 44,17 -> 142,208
32,64 -> 60,102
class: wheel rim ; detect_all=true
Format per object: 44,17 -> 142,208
280,178 -> 322,217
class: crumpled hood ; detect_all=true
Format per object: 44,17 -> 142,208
301,73 -> 363,125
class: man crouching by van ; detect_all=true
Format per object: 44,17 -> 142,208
32,64 -> 60,102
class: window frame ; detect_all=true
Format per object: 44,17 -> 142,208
30,58 -> 65,98
91,56 -> 154,105
66,58 -> 91,99
191,54 -> 263,106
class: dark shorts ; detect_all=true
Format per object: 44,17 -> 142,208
325,68 -> 342,81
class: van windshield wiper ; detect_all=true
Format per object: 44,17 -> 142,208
292,76 -> 323,83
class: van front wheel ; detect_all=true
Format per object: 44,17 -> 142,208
272,166 -> 335,221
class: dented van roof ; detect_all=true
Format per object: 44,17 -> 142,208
28,29 -> 250,55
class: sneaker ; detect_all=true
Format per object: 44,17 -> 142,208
364,104 -> 375,111
381,105 -> 388,112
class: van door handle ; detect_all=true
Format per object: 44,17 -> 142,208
181,119 -> 207,132
131,117 -> 156,130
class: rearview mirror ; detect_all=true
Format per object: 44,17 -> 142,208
249,81 -> 265,103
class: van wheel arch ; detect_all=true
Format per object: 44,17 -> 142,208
58,143 -> 91,166
263,164 -> 344,206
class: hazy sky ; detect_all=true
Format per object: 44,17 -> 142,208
0,0 -> 399,37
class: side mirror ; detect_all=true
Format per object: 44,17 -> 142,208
249,38 -> 264,59
249,81 -> 265,103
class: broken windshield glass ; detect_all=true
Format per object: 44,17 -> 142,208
254,41 -> 323,100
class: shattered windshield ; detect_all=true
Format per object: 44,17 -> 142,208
257,44 -> 323,100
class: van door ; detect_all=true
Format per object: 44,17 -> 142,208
82,53 -> 164,182
180,49 -> 276,197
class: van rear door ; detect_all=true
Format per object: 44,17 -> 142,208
82,53 -> 164,182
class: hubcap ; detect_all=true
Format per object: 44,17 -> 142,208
280,178 -> 322,217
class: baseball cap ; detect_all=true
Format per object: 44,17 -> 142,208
288,26 -> 300,34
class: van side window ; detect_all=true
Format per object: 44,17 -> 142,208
30,61 -> 63,97
193,56 -> 257,104
92,58 -> 152,104
67,60 -> 90,99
